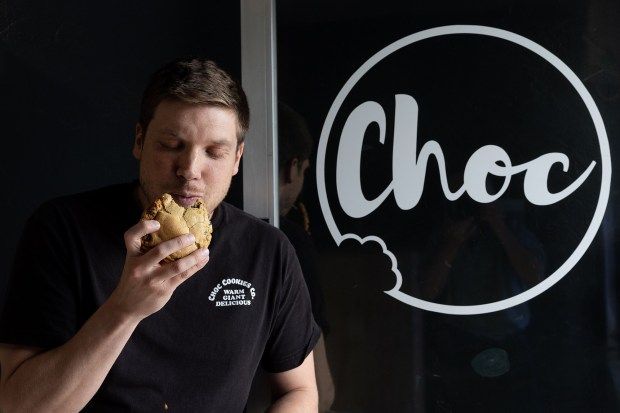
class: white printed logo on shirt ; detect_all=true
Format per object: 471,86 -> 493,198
208,277 -> 256,307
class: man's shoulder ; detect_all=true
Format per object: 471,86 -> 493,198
40,182 -> 136,207
215,202 -> 289,243
31,182 -> 140,226
279,215 -> 309,237
216,202 -> 275,229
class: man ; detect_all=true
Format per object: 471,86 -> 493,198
277,102 -> 335,412
0,57 -> 320,412
277,102 -> 328,334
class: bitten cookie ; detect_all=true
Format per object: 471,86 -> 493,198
140,193 -> 213,262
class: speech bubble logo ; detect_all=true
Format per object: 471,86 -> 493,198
316,25 -> 611,315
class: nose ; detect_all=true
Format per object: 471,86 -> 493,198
176,149 -> 201,181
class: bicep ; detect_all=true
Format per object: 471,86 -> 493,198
269,351 -> 317,401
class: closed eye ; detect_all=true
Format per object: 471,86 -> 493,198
158,139 -> 183,151
206,144 -> 232,159
206,149 -> 227,159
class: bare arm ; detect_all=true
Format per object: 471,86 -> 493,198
478,204 -> 544,287
0,220 -> 209,413
0,300 -> 140,413
266,352 -> 318,413
313,333 -> 335,413
418,217 -> 476,299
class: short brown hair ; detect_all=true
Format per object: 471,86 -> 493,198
139,57 -> 250,144
278,102 -> 313,172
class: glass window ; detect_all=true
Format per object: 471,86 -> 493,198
275,1 -> 620,411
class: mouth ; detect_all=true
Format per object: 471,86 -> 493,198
170,193 -> 202,207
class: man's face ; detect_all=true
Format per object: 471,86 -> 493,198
290,158 -> 310,202
280,157 -> 310,215
133,99 -> 244,214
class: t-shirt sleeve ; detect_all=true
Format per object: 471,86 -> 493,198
260,239 -> 321,373
0,202 -> 80,348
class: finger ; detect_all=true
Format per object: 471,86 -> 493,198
146,233 -> 197,265
166,248 -> 210,289
125,220 -> 161,253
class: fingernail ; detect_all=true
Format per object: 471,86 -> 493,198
185,233 -> 196,243
198,248 -> 209,258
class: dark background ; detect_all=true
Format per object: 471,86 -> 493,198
0,0 -> 242,308
276,0 -> 620,411
2,0 -> 620,411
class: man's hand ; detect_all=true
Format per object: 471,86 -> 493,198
0,219 -> 210,413
108,219 -> 210,322
443,216 -> 477,246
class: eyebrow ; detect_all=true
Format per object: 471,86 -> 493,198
156,128 -> 181,137
210,138 -> 236,147
155,128 -> 236,148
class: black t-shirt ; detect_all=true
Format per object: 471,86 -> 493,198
0,183 -> 320,412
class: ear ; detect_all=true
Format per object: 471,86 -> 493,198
232,142 -> 245,175
283,158 -> 299,184
133,123 -> 144,160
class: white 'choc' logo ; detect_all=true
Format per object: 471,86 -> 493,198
317,25 -> 611,315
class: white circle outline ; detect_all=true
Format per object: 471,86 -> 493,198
316,25 -> 611,315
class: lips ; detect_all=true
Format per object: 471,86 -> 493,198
170,193 -> 202,207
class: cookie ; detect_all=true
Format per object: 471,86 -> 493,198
140,193 -> 213,262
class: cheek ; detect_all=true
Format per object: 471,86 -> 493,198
142,152 -> 175,175
206,164 -> 227,180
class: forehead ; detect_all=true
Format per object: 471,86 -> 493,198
150,100 -> 239,141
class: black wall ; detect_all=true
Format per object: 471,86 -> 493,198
0,1 -> 242,308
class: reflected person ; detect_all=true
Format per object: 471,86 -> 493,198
420,198 -> 545,311
278,102 -> 336,412
418,193 -> 546,410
